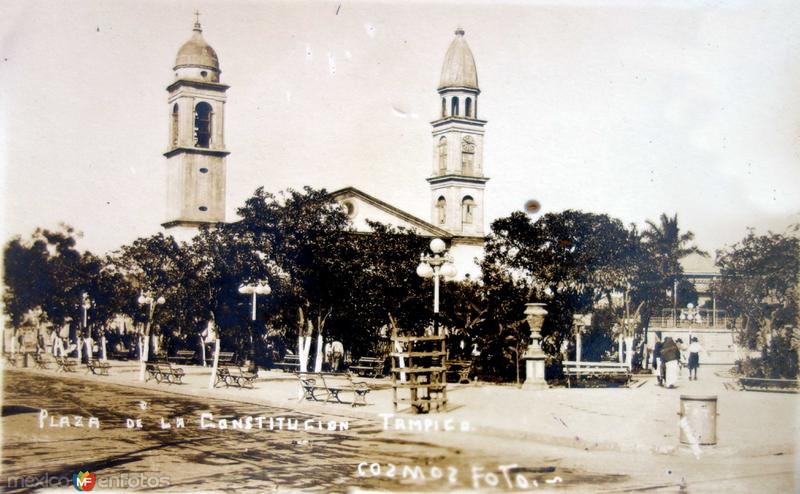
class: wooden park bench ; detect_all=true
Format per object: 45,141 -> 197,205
33,353 -> 52,370
109,349 -> 132,361
206,351 -> 235,367
86,359 -> 111,376
55,357 -> 78,373
445,360 -> 473,383
145,362 -> 185,384
215,364 -> 258,389
349,356 -> 385,378
563,360 -> 631,387
168,350 -> 196,366
738,377 -> 799,393
274,354 -> 301,372
297,372 -> 371,406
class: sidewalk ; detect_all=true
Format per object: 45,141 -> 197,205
5,361 -> 797,459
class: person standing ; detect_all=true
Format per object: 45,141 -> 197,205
687,337 -> 707,381
330,340 -> 344,372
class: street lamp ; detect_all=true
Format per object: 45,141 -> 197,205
680,302 -> 701,325
238,281 -> 272,321
81,292 -> 92,329
137,291 -> 165,381
416,238 -> 457,335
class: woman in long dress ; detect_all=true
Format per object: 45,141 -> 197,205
660,337 -> 681,388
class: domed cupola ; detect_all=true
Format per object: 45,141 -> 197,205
436,28 -> 480,121
439,28 -> 479,91
173,19 -> 220,82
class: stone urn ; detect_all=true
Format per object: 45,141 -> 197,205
523,302 -> 548,390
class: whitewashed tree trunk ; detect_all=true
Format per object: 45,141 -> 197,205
624,336 -> 634,369
618,334 -> 623,363
200,335 -> 207,367
138,335 -> 150,382
101,336 -> 107,361
10,330 -> 16,355
76,336 -> 82,361
208,339 -> 220,389
314,331 -> 323,373
85,337 -> 93,361
298,336 -> 312,373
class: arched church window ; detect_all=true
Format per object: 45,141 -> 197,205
436,196 -> 447,225
442,98 -> 446,118
451,97 -> 459,117
462,196 -> 475,225
465,97 -> 472,118
438,137 -> 447,174
171,104 -> 179,147
194,102 -> 213,148
461,135 -> 476,175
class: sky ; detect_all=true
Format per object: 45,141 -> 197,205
2,0 -> 799,259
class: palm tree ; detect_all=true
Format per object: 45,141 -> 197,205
642,213 -> 707,319
642,213 -> 707,263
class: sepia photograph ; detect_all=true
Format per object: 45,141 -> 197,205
1,0 -> 799,492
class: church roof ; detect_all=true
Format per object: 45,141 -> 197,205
331,187 -> 452,238
439,28 -> 479,90
174,22 -> 219,71
680,252 -> 719,276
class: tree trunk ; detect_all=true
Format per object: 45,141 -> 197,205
208,339 -> 220,389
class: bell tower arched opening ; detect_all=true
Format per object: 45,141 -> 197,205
194,102 -> 213,148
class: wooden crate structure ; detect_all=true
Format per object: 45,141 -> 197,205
390,326 -> 447,414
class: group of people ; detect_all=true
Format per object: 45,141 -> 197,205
652,332 -> 707,388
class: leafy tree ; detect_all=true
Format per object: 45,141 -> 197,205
335,221 -> 431,357
109,233 -> 197,355
235,187 -> 367,369
714,230 -> 799,356
482,210 -> 638,366
3,232 -> 51,327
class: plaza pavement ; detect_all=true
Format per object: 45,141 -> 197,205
4,359 -> 797,460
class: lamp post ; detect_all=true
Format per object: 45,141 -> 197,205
523,302 -> 549,389
234,281 -> 271,383
81,292 -> 92,329
416,238 -> 457,336
238,282 -> 272,321
137,291 -> 165,382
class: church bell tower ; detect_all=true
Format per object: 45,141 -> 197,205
162,16 -> 229,240
428,28 -> 488,238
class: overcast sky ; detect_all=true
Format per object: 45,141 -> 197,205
2,0 -> 799,257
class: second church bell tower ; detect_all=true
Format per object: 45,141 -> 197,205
163,17 -> 229,239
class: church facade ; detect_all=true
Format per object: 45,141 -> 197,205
162,22 -> 489,279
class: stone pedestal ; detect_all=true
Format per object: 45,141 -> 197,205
522,302 -> 549,390
523,345 -> 548,390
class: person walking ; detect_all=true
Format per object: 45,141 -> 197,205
687,337 -> 707,381
660,336 -> 681,388
652,332 -> 664,386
